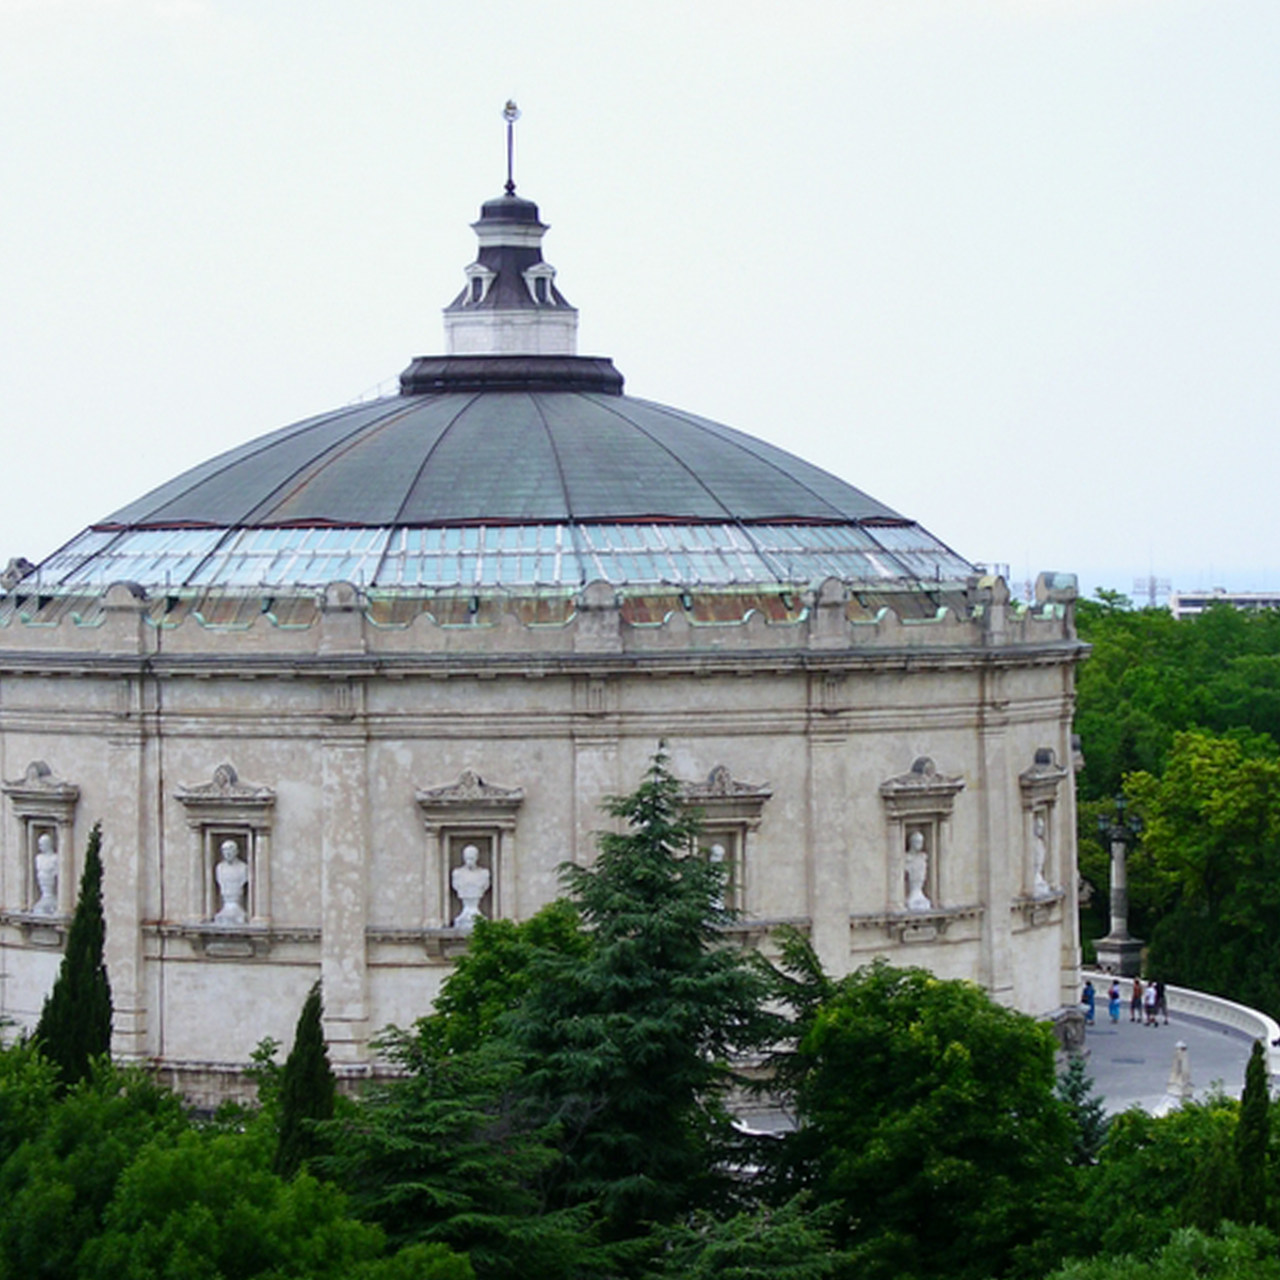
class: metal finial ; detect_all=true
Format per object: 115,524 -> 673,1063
503,100 -> 521,196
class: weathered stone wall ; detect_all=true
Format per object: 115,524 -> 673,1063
0,573 -> 1085,1085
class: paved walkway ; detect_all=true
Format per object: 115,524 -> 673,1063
1080,1004 -> 1260,1114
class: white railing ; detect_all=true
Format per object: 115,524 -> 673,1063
1083,971 -> 1280,1079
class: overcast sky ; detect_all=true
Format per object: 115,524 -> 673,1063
1,0 -> 1275,602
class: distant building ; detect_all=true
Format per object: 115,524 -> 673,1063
0,175 -> 1086,1102
1169,589 -> 1280,620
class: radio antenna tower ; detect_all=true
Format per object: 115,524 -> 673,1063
1133,573 -> 1171,608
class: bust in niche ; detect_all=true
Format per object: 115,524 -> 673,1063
214,839 -> 249,925
905,830 -> 931,911
32,833 -> 59,915
708,842 -> 727,910
451,844 -> 491,930
1032,812 -> 1051,895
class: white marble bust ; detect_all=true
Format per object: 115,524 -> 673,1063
708,842 -> 727,910
905,830 -> 931,911
32,832 -> 59,915
214,839 -> 249,925
451,844 -> 491,930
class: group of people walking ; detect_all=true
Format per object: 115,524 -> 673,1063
1128,976 -> 1168,1025
1081,976 -> 1168,1025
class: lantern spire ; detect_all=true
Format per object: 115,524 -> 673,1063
503,100 -> 520,196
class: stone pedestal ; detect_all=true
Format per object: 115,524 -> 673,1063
1094,933 -> 1143,977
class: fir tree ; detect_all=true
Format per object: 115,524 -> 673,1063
33,821 -> 112,1089
1236,1039 -> 1270,1224
275,981 -> 336,1178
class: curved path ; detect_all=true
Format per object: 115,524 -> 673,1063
1079,974 -> 1276,1114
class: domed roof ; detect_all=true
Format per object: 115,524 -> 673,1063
102,373 -> 900,529
24,181 -> 973,598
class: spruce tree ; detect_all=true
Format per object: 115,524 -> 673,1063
275,981 -> 336,1178
1236,1038 -> 1270,1224
33,821 -> 112,1088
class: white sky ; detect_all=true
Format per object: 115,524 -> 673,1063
1,0 -> 1276,601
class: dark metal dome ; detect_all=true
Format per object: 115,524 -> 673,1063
102,376 -> 903,529
30,355 -> 967,588
32,356 -> 972,594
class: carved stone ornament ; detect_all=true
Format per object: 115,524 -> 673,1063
1019,747 -> 1069,808
679,765 -> 771,824
176,764 -> 276,827
415,770 -> 524,817
878,756 -> 965,821
3,761 -> 80,822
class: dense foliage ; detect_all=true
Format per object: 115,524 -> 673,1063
4,747 -> 1280,1277
782,960 -> 1075,1280
33,823 -> 112,1091
275,982 -> 337,1179
1074,599 -> 1280,1010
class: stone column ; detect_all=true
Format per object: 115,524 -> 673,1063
1094,827 -> 1143,977
806,716 -> 849,973
319,727 -> 370,1064
104,672 -> 154,1062
977,667 -> 1014,1002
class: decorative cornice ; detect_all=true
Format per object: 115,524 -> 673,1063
1019,748 -> 1070,806
879,756 -> 965,820
416,770 -> 524,817
2,760 -> 80,817
175,764 -> 276,826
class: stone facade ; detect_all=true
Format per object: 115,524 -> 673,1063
0,569 -> 1084,1087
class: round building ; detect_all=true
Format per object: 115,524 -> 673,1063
0,181 -> 1085,1099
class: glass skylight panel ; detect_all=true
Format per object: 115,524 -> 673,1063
29,519 -> 972,593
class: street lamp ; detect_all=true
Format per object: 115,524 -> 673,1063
1093,793 -> 1144,977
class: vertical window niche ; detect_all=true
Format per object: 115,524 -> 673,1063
697,830 -> 744,912
446,833 -> 495,930
879,757 -> 965,914
176,765 -> 275,927
3,761 -> 80,918
416,771 -> 523,931
1019,748 -> 1069,900
680,765 -> 772,917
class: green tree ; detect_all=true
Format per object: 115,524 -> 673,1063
1045,1223 -> 1280,1280
507,747 -> 778,1237
1057,1056 -> 1109,1167
641,1197 -> 847,1278
78,1127 -> 414,1280
33,822 -> 112,1091
320,1027 -> 599,1280
1076,1099 -> 1241,1259
785,960 -> 1074,1280
275,982 -> 336,1179
0,1062 -> 188,1279
426,901 -> 589,1055
0,1036 -> 59,1168
1237,1040 -> 1270,1225
1126,730 -> 1280,1014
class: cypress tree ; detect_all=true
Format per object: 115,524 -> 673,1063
33,821 -> 112,1089
274,981 -> 336,1178
1236,1038 -> 1270,1224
